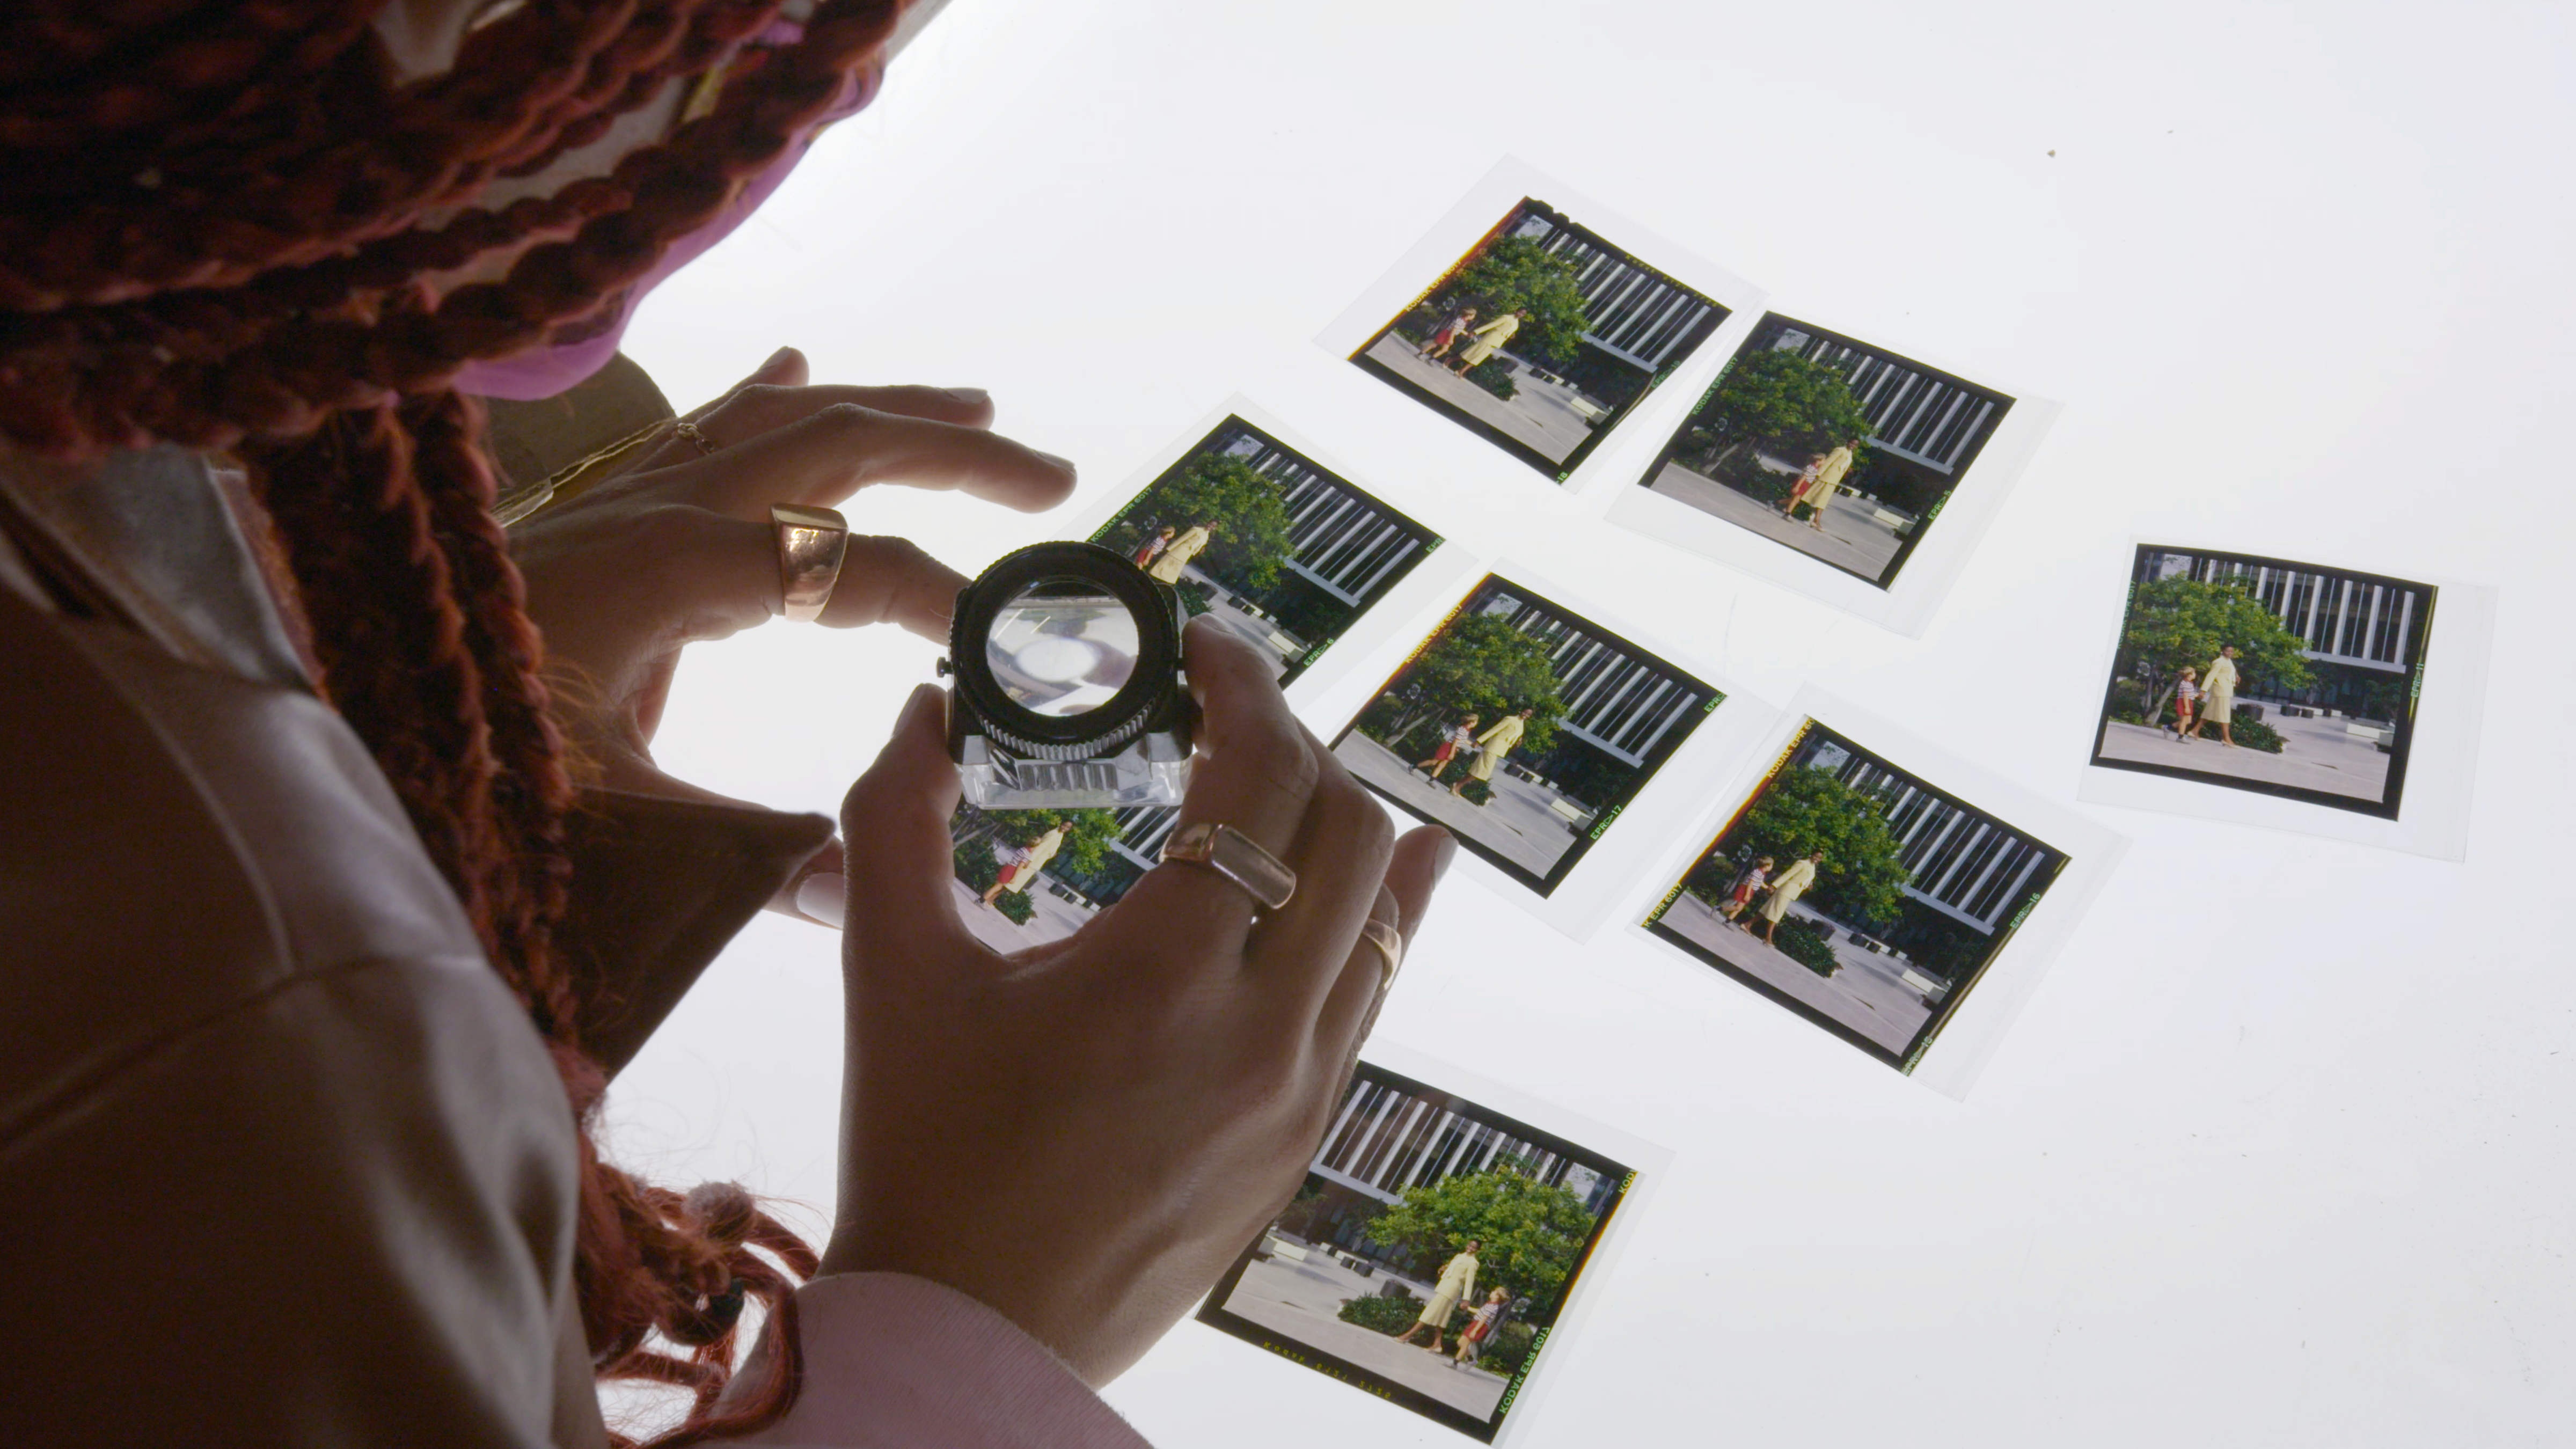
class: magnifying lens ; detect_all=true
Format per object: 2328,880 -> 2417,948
942,541 -> 1194,809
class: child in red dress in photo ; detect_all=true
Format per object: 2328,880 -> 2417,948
1721,855 -> 1774,921
1414,712 -> 1481,781
1452,1287 -> 1513,1370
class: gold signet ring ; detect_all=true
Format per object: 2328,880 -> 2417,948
1159,821 -> 1298,911
1358,918 -> 1404,990
772,503 -> 850,624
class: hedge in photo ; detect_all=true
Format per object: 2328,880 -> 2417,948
1336,1292 -> 1430,1335
1773,918 -> 1841,977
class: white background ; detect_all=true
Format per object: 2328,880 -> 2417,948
610,3 -> 2574,1444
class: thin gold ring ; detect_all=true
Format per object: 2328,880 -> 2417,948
772,503 -> 849,624
1358,918 -> 1403,990
674,420 -> 718,457
1159,822 -> 1297,911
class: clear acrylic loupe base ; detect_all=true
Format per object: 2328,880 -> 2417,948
955,730 -> 1192,811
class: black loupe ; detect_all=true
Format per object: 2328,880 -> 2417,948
942,541 -> 1194,809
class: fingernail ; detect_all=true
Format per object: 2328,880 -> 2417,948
941,387 -> 990,406
762,346 -> 797,371
897,681 -> 945,735
1431,829 -> 1459,878
1035,449 -> 1077,480
795,872 -> 846,929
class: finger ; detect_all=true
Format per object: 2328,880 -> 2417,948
1314,827 -> 1453,1060
654,401 -> 1074,522
639,373 -> 990,472
636,382 -> 1002,474
1239,728 -> 1392,1009
838,684 -> 978,962
628,348 -> 811,471
695,518 -> 967,639
771,837 -> 846,927
1104,618 -> 1323,962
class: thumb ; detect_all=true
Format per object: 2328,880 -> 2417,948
742,344 -> 809,391
838,683 -> 972,957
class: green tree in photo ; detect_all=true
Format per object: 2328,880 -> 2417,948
1365,1166 -> 1601,1327
1099,452 -> 1298,591
986,807 -> 1124,879
954,806 -> 1126,898
2116,576 -> 2317,726
1704,763 -> 1908,929
1678,347 -> 1875,477
1435,235 -> 1592,365
1361,613 -> 1564,758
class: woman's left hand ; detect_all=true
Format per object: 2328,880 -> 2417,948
507,346 -> 1076,811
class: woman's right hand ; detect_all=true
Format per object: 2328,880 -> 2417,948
815,620 -> 1453,1385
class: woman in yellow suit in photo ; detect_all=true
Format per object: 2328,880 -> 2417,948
1448,310 -> 1528,374
1451,708 -> 1534,800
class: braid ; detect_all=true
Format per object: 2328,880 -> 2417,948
5,2 -> 909,1439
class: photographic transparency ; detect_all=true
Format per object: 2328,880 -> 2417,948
1643,719 -> 2070,1071
1349,197 -> 1728,481
1197,1062 -> 1634,1443
1329,574 -> 1724,897
2089,546 -> 2434,818
1629,312 -> 2012,588
1090,415 -> 1444,687
946,800 -> 1187,950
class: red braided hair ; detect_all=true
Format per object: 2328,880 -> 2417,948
0,3 -> 898,1440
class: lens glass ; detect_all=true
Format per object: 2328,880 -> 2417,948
985,576 -> 1140,717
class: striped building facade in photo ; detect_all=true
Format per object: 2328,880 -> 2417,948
1473,587 -> 1709,769
1760,319 -> 2009,475
1508,206 -> 1720,375
1314,1073 -> 1616,1220
2141,552 -> 2421,675
1213,425 -> 1432,608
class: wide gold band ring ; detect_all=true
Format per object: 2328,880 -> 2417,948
1357,918 -> 1403,990
772,503 -> 849,624
1159,821 -> 1297,911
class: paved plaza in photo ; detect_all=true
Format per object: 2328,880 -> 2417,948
2096,706 -> 2391,801
1174,566 -> 1297,681
1655,891 -> 1933,1055
1334,733 -> 1581,881
950,875 -> 1094,952
1220,1248 -> 1510,1422
1646,458 -> 1907,580
1361,334 -> 1600,465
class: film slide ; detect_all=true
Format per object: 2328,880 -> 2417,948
1328,573 -> 1724,898
2088,544 -> 2435,820
1348,196 -> 1729,483
1642,718 -> 2071,1073
1625,312 -> 2014,590
1197,1061 -> 1635,1443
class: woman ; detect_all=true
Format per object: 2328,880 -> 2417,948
1451,707 -> 1533,799
0,4 -> 1452,1444
2190,646 -> 2241,746
1449,309 -> 1526,374
981,820 -> 1065,909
